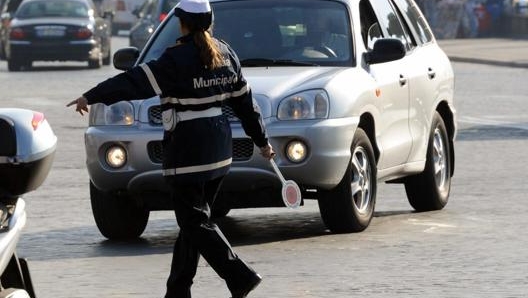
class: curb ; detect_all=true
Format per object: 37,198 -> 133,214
448,56 -> 528,69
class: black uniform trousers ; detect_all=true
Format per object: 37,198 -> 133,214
164,176 -> 257,298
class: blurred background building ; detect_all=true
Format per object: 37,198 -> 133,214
415,0 -> 528,39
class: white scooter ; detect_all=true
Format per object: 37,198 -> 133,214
0,108 -> 57,298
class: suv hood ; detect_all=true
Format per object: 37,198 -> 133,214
243,67 -> 344,100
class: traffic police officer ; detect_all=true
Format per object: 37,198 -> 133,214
67,0 -> 274,297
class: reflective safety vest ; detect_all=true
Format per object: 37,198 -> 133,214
83,34 -> 268,182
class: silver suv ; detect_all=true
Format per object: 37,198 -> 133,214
85,0 -> 457,240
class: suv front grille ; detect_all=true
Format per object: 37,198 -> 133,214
147,138 -> 254,164
148,105 -> 239,125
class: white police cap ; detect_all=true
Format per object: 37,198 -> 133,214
175,0 -> 211,14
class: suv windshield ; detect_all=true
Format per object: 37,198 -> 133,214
140,0 -> 353,66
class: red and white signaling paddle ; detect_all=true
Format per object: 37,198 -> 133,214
269,158 -> 301,208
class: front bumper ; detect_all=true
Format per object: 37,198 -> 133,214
85,116 -> 359,198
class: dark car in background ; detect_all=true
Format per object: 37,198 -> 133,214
5,0 -> 112,71
128,0 -> 177,49
0,0 -> 23,59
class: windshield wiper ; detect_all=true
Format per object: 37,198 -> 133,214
240,58 -> 318,67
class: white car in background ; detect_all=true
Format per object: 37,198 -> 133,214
85,0 -> 457,240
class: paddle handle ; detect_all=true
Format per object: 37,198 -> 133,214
269,159 -> 287,185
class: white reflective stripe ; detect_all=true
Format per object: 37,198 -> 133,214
160,84 -> 249,105
163,158 -> 232,175
177,107 -> 222,121
232,84 -> 249,97
140,63 -> 162,95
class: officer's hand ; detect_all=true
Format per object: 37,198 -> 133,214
260,143 -> 275,160
66,96 -> 89,116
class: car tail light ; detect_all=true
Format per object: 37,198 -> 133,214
9,28 -> 25,39
159,13 -> 167,22
116,0 -> 126,11
76,28 -> 92,39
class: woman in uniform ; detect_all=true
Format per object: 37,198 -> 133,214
67,0 -> 274,297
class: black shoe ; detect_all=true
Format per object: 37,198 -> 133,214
230,273 -> 262,298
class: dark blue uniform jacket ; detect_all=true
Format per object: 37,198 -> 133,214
83,34 -> 268,182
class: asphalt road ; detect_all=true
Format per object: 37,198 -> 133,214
0,37 -> 527,298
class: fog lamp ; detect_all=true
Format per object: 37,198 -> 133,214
106,145 -> 127,168
286,140 -> 307,163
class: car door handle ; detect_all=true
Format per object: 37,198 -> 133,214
399,74 -> 407,87
428,67 -> 436,79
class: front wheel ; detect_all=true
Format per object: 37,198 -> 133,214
404,112 -> 452,211
90,181 -> 149,240
318,128 -> 377,233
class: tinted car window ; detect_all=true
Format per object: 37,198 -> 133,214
393,0 -> 433,44
137,0 -> 155,18
370,0 -> 412,50
161,0 -> 178,15
5,0 -> 22,12
16,0 -> 90,19
141,0 -> 352,66
141,13 -> 178,62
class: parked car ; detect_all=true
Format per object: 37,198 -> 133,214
5,0 -> 112,71
128,0 -> 177,50
85,0 -> 456,240
100,0 -> 143,34
0,0 -> 23,60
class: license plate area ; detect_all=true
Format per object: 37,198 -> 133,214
35,26 -> 66,37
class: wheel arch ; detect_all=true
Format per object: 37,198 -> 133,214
436,101 -> 456,177
358,112 -> 380,163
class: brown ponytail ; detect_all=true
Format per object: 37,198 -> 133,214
179,16 -> 223,69
193,30 -> 224,69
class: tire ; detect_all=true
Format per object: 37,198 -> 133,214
88,51 -> 102,69
90,181 -> 149,240
404,112 -> 451,211
318,128 -> 377,233
7,59 -> 22,72
0,42 -> 5,60
88,58 -> 102,69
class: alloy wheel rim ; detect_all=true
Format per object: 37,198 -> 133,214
350,147 -> 371,215
433,128 -> 448,191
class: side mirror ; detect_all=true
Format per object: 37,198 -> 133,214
364,38 -> 406,65
113,47 -> 140,70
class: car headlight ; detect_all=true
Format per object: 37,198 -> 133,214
277,90 -> 329,120
105,145 -> 127,168
89,102 -> 134,126
286,140 -> 308,163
